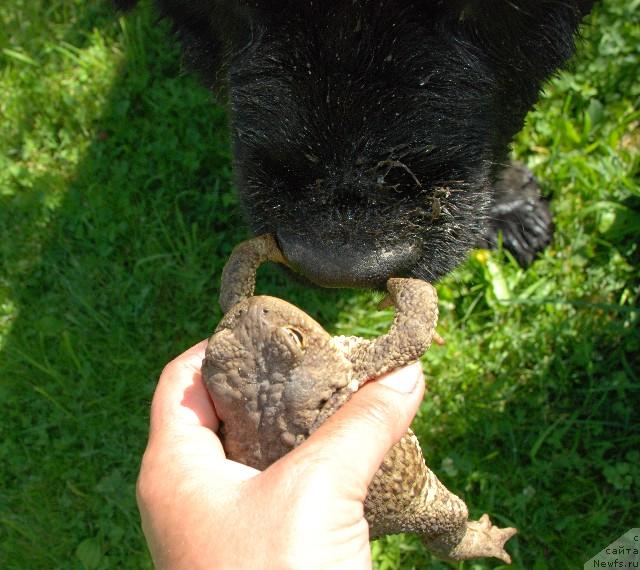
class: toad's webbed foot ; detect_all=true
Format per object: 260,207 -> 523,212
432,513 -> 517,564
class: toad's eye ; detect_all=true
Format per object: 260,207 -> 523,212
283,326 -> 305,350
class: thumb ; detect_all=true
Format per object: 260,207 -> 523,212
287,361 -> 425,497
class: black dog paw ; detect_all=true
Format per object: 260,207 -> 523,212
480,161 -> 554,266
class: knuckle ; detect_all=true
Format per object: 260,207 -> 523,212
159,364 -> 173,382
160,358 -> 180,379
135,466 -> 151,508
135,449 -> 159,507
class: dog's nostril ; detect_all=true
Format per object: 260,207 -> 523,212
276,230 -> 421,288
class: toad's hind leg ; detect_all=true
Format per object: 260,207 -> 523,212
365,431 -> 468,547
365,430 -> 516,563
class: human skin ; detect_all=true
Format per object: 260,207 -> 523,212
137,340 -> 425,570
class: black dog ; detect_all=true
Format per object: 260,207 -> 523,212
116,0 -> 595,288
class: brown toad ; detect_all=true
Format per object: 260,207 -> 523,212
202,234 -> 516,563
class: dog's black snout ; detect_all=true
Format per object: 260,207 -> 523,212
276,231 -> 421,288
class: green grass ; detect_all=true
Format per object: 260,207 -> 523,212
0,1 -> 638,568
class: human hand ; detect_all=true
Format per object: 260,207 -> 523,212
137,340 -> 425,570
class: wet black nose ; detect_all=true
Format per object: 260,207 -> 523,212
276,231 -> 421,288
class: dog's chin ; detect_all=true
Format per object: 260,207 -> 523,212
276,264 -> 390,291
271,228 -> 422,290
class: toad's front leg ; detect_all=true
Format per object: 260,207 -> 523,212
219,234 -> 286,313
348,278 -> 440,381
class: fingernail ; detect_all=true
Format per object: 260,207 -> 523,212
378,363 -> 422,393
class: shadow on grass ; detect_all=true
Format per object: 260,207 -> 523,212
0,4 -> 348,567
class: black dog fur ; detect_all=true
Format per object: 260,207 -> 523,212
116,0 -> 595,287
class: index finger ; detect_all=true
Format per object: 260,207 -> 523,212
149,339 -> 219,439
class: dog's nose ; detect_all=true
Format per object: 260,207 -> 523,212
276,231 -> 421,288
